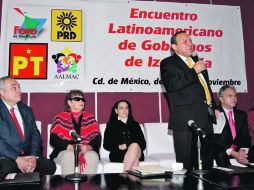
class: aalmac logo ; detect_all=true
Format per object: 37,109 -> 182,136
52,47 -> 81,79
51,10 -> 82,42
13,8 -> 47,40
9,43 -> 48,79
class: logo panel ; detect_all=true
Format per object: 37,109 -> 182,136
9,43 -> 48,79
13,8 -> 47,40
52,47 -> 82,80
51,9 -> 82,42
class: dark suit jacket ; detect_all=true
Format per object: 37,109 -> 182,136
160,53 -> 215,133
0,99 -> 42,160
215,106 -> 251,151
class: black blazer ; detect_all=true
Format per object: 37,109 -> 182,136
160,53 -> 215,133
103,119 -> 146,162
0,99 -> 42,160
215,106 -> 251,151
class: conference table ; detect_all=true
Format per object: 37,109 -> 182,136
40,172 -> 219,190
3,169 -> 254,189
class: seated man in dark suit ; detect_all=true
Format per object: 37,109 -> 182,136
0,76 -> 56,180
214,85 -> 251,166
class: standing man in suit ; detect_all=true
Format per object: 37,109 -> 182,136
214,85 -> 251,166
0,76 -> 56,179
160,30 -> 216,171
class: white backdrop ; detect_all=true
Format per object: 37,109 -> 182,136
0,0 -> 247,92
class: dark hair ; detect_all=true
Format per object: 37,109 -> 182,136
64,89 -> 85,112
171,30 -> 186,45
108,99 -> 135,123
170,30 -> 186,54
218,85 -> 236,98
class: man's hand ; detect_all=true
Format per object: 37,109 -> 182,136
119,144 -> 127,150
16,156 -> 37,173
26,156 -> 37,172
16,156 -> 30,173
193,60 -> 207,74
231,150 -> 249,165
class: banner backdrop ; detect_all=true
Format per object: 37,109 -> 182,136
0,0 -> 247,92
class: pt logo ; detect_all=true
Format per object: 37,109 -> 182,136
51,10 -> 82,42
9,43 -> 47,79
52,47 -> 81,74
13,8 -> 47,40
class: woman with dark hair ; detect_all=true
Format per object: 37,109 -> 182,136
103,99 -> 146,172
49,90 -> 101,174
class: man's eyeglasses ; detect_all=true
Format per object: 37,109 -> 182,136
69,97 -> 86,102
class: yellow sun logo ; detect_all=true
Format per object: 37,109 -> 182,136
57,12 -> 77,31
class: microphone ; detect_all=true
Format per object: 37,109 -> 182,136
69,130 -> 81,141
191,52 -> 201,62
188,120 -> 206,138
192,51 -> 207,75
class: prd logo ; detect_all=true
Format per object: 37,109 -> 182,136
13,8 -> 47,40
52,47 -> 81,74
9,43 -> 48,79
51,10 -> 82,42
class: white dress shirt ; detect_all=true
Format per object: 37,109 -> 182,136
3,101 -> 24,134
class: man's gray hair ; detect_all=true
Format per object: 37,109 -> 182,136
0,76 -> 14,90
218,85 -> 236,98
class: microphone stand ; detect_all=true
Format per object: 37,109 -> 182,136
65,140 -> 87,182
192,134 -> 208,175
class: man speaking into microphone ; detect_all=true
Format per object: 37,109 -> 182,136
160,30 -> 217,171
